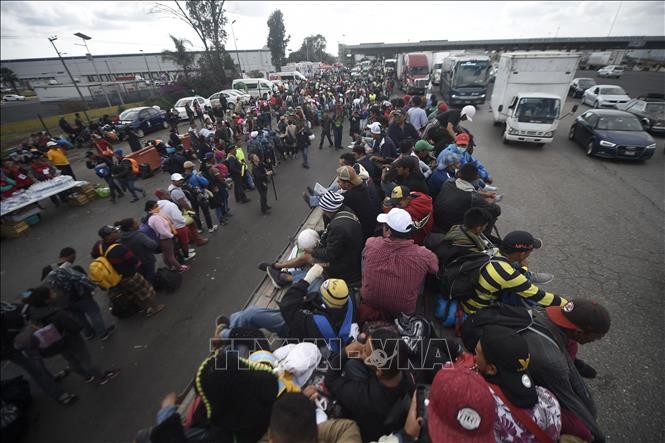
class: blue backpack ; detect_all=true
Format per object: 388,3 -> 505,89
138,214 -> 161,249
312,301 -> 354,353
94,163 -> 110,178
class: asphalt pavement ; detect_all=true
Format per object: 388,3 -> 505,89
2,70 -> 665,442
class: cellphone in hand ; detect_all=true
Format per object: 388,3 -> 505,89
416,384 -> 431,443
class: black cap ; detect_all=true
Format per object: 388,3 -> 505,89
502,231 -> 543,253
98,225 -> 119,238
480,325 -> 538,409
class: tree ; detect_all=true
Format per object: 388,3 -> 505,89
152,0 -> 229,88
247,70 -> 264,78
287,34 -> 335,64
266,10 -> 289,72
161,35 -> 196,80
0,67 -> 20,93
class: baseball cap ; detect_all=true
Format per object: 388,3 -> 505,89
428,367 -> 496,443
336,165 -> 362,186
501,231 -> 542,252
438,102 -> 449,113
461,105 -> 476,122
387,185 -> 411,205
377,208 -> 413,234
480,325 -> 538,409
98,225 -> 119,238
170,173 -> 184,181
46,141 -> 58,147
414,140 -> 434,152
114,149 -> 124,156
367,122 -> 382,135
546,299 -> 611,334
183,161 -> 195,169
320,278 -> 349,308
455,133 -> 470,146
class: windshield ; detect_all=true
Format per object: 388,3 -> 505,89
119,109 -> 140,120
645,103 -> 665,118
433,63 -> 442,69
515,98 -> 561,124
600,87 -> 626,96
597,115 -> 642,131
578,79 -> 595,89
453,61 -> 491,88
408,65 -> 429,76
385,61 -> 396,68
174,99 -> 192,108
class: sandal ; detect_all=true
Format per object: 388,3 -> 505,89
57,392 -> 78,405
145,304 -> 166,318
53,367 -> 71,382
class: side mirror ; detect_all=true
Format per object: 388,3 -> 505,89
641,117 -> 650,127
498,105 -> 504,112
572,105 -> 579,113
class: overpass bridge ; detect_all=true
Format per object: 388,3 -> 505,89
339,36 -> 665,59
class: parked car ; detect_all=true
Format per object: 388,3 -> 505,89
582,85 -> 630,109
597,65 -> 625,78
208,90 -> 241,107
173,96 -> 209,120
221,89 -> 251,104
2,94 -> 26,102
115,106 -> 168,138
568,109 -> 656,160
617,95 -> 665,134
569,78 -> 596,98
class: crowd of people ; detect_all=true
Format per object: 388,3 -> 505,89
1,61 -> 610,443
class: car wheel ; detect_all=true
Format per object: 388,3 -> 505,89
162,121 -> 169,129
593,101 -> 599,109
586,140 -> 597,157
135,128 -> 145,138
568,125 -> 576,140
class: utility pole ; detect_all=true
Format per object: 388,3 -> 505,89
74,32 -> 111,107
231,20 -> 242,75
48,36 -> 90,122
140,50 -> 153,83
608,1 -> 623,37
104,59 -> 124,105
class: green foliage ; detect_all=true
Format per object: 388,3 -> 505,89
266,10 -> 289,71
247,70 -> 264,78
143,96 -> 175,110
161,35 -> 196,80
1,67 -> 20,93
287,34 -> 336,64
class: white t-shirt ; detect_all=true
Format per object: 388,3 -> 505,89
157,199 -> 187,229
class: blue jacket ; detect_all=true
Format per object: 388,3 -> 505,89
437,144 -> 491,182
185,173 -> 209,189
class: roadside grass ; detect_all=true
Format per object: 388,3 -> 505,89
0,101 -> 143,151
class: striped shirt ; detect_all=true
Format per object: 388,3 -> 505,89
461,254 -> 567,314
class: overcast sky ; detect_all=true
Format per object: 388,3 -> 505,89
1,1 -> 663,60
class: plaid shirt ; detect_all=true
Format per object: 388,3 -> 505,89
361,236 -> 438,314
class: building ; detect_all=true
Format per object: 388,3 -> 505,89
1,48 -> 275,90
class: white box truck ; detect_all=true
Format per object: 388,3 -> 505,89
491,52 -> 580,146
430,52 -> 450,85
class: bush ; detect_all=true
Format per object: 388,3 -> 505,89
143,95 -> 174,110
117,104 -> 127,114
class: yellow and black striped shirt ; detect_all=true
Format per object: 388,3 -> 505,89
461,254 -> 567,314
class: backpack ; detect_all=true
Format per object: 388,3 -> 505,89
94,163 -> 111,178
312,301 -> 354,354
460,304 -> 535,353
88,244 -> 123,290
153,267 -> 183,293
109,293 -> 140,318
43,266 -> 96,303
125,158 -> 139,175
439,252 -> 510,301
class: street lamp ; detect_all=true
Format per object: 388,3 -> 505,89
140,49 -> 153,84
230,19 -> 242,75
48,36 -> 90,122
74,32 -> 111,107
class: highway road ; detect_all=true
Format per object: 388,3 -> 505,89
1,71 -> 664,442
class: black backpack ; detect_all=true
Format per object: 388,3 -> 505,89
439,253 -> 508,301
109,293 -> 140,318
153,267 -> 183,293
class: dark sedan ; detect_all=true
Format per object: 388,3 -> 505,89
115,106 -> 168,138
618,96 -> 665,134
568,109 -> 656,160
569,78 -> 596,98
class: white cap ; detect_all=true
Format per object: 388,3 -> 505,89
461,105 -> 476,122
377,208 -> 413,234
46,141 -> 58,147
250,131 -> 259,138
170,173 -> 184,181
368,122 -> 382,135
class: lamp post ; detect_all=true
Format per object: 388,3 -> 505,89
74,32 -> 111,107
230,19 -> 242,75
104,58 -> 125,105
48,36 -> 90,122
140,49 -> 153,84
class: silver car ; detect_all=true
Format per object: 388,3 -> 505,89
582,85 -> 630,109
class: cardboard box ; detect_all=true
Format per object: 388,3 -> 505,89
1,221 -> 29,238
66,193 -> 89,207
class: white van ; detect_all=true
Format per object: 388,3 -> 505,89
268,71 -> 307,83
231,78 -> 276,98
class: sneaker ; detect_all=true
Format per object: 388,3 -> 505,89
215,315 -> 230,329
177,265 -> 190,272
99,324 -> 117,342
184,251 -> 197,261
484,184 -> 498,192
130,198 -> 139,203
307,186 -> 314,195
257,262 -> 273,272
97,369 -> 120,386
197,229 -> 203,234
302,191 -> 311,205
529,272 -> 554,285
302,164 -> 310,169
188,248 -> 196,255
53,368 -> 71,382
57,392 -> 78,406
145,304 -> 166,318
266,267 -> 289,289
494,194 -> 503,203
84,375 -> 96,384
208,225 -> 219,233
82,331 -> 95,341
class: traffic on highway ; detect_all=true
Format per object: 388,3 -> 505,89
1,3 -> 664,443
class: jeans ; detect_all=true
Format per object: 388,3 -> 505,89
56,165 -> 77,181
220,307 -> 288,338
68,296 -> 108,338
306,182 -> 340,208
8,350 -> 65,401
257,183 -> 269,212
103,175 -> 124,201
302,145 -> 310,167
60,335 -> 103,379
192,198 -> 214,230
244,173 -> 255,190
119,178 -> 144,199
319,130 -> 333,148
333,126 -> 343,149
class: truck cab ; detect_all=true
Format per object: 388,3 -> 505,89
499,93 -> 562,144
401,53 -> 430,95
439,55 -> 491,106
